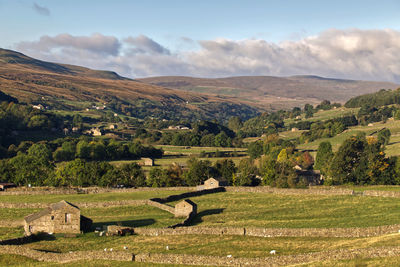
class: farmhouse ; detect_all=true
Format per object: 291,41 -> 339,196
174,199 -> 197,218
24,200 -> 92,236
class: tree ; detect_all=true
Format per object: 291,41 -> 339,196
247,141 -> 263,159
147,168 -> 169,187
214,159 -> 236,185
228,116 -> 242,132
9,153 -> 54,186
183,158 -> 211,186
233,158 -> 259,186
314,142 -> 333,175
75,140 -> 91,159
27,143 -> 52,163
119,163 -> 146,187
214,132 -> 231,147
277,149 -> 288,163
377,128 -> 391,146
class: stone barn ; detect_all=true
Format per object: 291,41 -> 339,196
203,177 -> 228,189
174,199 -> 197,218
24,200 -> 92,236
141,157 -> 154,166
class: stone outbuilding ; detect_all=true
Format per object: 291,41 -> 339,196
141,157 -> 154,166
24,200 -> 92,236
174,199 -> 197,218
204,177 -> 228,189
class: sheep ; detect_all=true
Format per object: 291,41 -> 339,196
123,246 -> 128,250
270,250 -> 276,255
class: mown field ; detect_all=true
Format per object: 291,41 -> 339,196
1,189 -> 400,266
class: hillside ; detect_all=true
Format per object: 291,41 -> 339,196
0,49 -> 258,121
139,75 -> 399,109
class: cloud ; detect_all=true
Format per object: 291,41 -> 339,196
13,29 -> 400,83
33,3 -> 50,16
124,35 -> 170,55
16,33 -> 121,56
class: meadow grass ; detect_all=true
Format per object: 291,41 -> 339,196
22,233 -> 400,258
171,192 -> 400,228
1,191 -> 400,228
297,119 -> 400,156
0,190 -> 188,204
83,205 -> 181,228
0,227 -> 25,239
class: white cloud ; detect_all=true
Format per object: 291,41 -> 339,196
13,29 -> 400,83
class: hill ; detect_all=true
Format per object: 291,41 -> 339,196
139,75 -> 399,109
0,49 -> 258,121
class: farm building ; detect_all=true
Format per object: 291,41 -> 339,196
24,200 -> 92,236
204,177 -> 228,189
197,177 -> 228,190
141,157 -> 154,166
174,199 -> 197,218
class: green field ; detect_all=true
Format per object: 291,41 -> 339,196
0,190 -> 187,204
297,119 -> 400,156
2,190 -> 400,265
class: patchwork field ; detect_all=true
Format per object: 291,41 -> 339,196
1,188 -> 400,266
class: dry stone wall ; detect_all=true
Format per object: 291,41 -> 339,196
225,186 -> 354,196
134,224 -> 400,238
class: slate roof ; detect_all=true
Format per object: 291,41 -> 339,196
24,200 -> 80,223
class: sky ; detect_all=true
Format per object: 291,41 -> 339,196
1,0 -> 400,82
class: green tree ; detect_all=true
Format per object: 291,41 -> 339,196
214,159 -> 236,185
183,158 -> 211,186
233,158 -> 258,186
248,141 -> 264,159
228,116 -> 242,132
314,142 -> 334,175
27,143 -> 52,163
377,128 -> 391,146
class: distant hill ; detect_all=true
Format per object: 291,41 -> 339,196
139,75 -> 399,108
0,49 -> 258,121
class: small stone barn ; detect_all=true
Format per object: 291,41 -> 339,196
204,177 -> 228,189
174,199 -> 197,218
141,157 -> 154,166
24,200 -> 92,236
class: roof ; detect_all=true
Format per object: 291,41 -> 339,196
176,199 -> 197,207
206,177 -> 227,183
24,200 -> 80,223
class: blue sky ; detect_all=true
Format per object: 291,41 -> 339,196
1,0 -> 400,81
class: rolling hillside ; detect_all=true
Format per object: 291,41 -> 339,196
0,49 -> 258,120
139,75 -> 399,109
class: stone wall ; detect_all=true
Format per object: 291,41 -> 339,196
135,246 -> 400,267
1,186 -> 196,196
134,224 -> 400,238
0,245 -> 133,263
150,187 -> 225,204
225,186 -> 354,195
363,190 -> 400,198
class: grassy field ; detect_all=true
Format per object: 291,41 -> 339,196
0,190 -> 188,204
1,191 -> 400,228
297,119 -> 400,156
2,190 -> 400,265
167,192 -> 400,228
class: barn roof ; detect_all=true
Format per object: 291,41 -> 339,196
24,200 -> 80,223
176,199 -> 197,207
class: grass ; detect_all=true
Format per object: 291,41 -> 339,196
0,227 -> 25,239
0,190 -> 188,204
83,205 -> 181,228
21,233 -> 400,258
174,192 -> 400,228
297,119 -> 400,156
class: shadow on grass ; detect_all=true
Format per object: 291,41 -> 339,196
189,208 -> 225,226
92,218 -> 156,229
